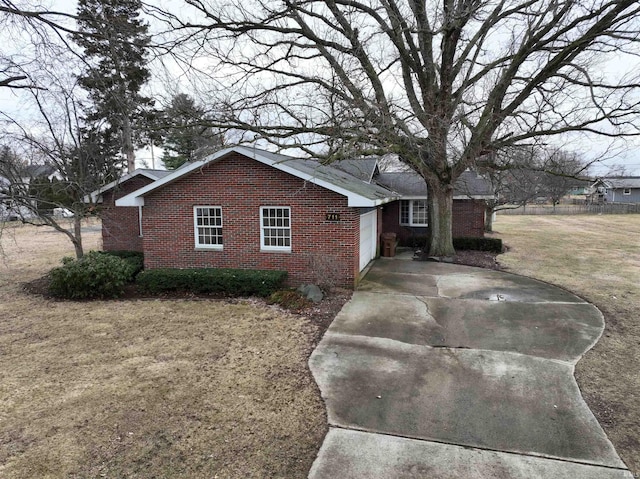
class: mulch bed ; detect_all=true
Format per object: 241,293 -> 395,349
413,249 -> 503,270
22,249 -> 501,345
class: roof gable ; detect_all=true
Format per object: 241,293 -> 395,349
330,158 -> 379,182
116,147 -> 398,208
86,168 -> 171,203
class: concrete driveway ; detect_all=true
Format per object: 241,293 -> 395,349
309,255 -> 633,478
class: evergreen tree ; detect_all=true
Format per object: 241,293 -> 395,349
73,0 -> 151,172
159,93 -> 224,169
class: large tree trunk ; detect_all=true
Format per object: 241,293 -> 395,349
427,180 -> 455,257
122,115 -> 136,173
485,203 -> 495,232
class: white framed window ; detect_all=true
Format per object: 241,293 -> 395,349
194,206 -> 223,249
261,206 -> 291,251
623,188 -> 631,195
400,200 -> 428,226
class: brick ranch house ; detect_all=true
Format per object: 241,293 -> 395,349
91,147 -> 492,288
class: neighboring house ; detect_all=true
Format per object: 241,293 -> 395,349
0,164 -> 59,221
588,177 -> 640,204
105,147 -> 491,287
21,164 -> 59,182
88,169 -> 172,251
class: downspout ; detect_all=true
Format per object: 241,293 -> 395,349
138,205 -> 143,237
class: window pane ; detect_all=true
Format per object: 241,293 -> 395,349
400,200 -> 409,224
195,207 -> 223,246
412,200 -> 428,225
261,207 -> 291,249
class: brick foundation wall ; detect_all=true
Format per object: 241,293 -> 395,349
101,176 -> 154,252
382,199 -> 485,245
142,153 -> 362,288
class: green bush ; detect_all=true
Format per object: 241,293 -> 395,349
48,251 -> 133,299
453,237 -> 503,252
400,235 -> 503,253
98,250 -> 144,280
136,268 -> 288,297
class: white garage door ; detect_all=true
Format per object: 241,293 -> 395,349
359,210 -> 377,271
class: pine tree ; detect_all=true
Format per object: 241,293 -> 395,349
73,0 -> 151,172
160,94 -> 224,169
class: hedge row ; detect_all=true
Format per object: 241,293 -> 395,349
400,235 -> 503,253
453,237 -> 503,253
136,268 -> 287,297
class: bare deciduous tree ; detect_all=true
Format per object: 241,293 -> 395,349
481,147 -> 588,231
0,0 -> 78,90
151,0 -> 640,255
0,81 -> 121,258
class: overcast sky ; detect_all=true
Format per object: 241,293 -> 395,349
1,0 -> 639,175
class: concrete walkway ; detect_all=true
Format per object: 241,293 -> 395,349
309,254 -> 632,478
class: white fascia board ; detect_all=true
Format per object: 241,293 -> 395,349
87,170 -> 163,204
116,193 -> 145,207
347,195 -> 400,207
453,195 -> 494,200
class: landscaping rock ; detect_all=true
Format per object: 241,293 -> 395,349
298,284 -> 324,303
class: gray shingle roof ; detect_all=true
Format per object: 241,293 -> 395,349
137,169 -> 172,180
246,149 -> 397,204
22,164 -> 56,178
329,158 -> 379,182
598,177 -> 640,189
375,170 -> 493,198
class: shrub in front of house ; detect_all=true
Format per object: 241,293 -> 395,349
453,237 -> 503,253
48,251 -> 133,299
97,250 -> 144,279
401,235 -> 503,253
136,268 -> 288,297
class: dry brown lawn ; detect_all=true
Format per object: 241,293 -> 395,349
494,214 -> 640,477
0,221 -> 332,478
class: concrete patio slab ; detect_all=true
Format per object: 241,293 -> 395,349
309,429 -> 633,479
357,269 -> 439,296
435,271 -> 585,303
308,260 -> 631,478
328,293 -> 604,362
310,333 -> 624,469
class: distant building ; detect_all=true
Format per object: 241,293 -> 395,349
588,177 -> 640,204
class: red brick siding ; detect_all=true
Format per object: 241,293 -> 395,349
142,153 -> 361,288
101,176 -> 154,252
452,199 -> 485,238
381,201 -> 423,244
382,199 -> 485,245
